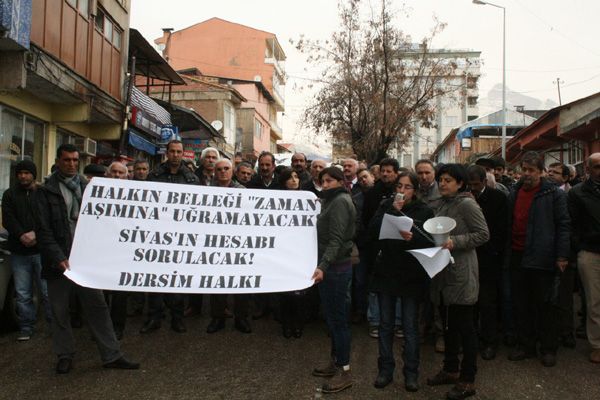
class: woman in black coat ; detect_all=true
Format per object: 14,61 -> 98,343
276,168 -> 306,338
369,171 -> 434,392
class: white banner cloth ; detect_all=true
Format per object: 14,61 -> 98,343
66,178 -> 320,293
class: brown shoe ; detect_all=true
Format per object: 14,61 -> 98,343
590,349 -> 600,364
427,370 -> 460,386
435,336 -> 446,353
322,367 -> 352,393
446,382 -> 476,400
312,359 -> 337,377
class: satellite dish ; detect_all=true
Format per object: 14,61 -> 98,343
253,75 -> 262,82
211,120 -> 223,131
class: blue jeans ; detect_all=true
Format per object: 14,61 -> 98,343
377,294 -> 420,380
10,254 -> 51,333
353,251 -> 369,315
319,269 -> 352,367
368,293 -> 402,327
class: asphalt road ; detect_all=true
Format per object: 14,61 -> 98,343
1,312 -> 599,400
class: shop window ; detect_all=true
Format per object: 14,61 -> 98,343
0,106 -> 46,201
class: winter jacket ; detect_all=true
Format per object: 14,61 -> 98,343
368,198 -> 434,298
506,178 -> 570,271
475,187 -> 508,270
419,181 -> 443,213
431,193 -> 489,306
35,173 -> 88,280
2,184 -> 40,255
317,187 -> 356,271
148,162 -> 199,185
568,178 -> 600,254
247,173 -> 280,190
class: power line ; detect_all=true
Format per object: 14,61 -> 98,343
511,0 -> 600,59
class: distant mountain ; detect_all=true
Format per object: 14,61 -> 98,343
479,83 -> 559,115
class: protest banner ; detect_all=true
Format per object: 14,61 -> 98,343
66,178 -> 320,293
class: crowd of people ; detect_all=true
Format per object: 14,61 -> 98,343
2,140 -> 599,400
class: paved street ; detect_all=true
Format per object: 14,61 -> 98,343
1,311 -> 599,400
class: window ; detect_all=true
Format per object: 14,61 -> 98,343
66,0 -> 89,17
78,0 -> 88,15
467,97 -> 477,106
95,6 -> 121,51
254,119 -> 263,140
104,18 -> 113,41
223,104 -> 236,146
445,116 -> 458,128
113,28 -> 122,49
95,9 -> 104,31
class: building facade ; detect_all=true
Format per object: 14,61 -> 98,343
0,0 -> 130,196
154,18 -> 285,155
394,49 -> 481,167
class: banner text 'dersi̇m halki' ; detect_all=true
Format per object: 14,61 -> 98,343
66,178 -> 320,293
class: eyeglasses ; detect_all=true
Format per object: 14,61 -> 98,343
396,184 -> 414,190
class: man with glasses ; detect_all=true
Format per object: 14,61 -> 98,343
206,159 -> 251,334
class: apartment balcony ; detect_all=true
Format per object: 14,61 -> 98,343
270,120 -> 283,141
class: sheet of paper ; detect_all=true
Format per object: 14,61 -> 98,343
407,247 -> 452,278
379,214 -> 414,240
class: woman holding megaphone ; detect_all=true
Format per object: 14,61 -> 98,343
368,171 -> 435,392
426,164 -> 489,400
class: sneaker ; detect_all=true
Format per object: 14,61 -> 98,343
369,326 -> 379,338
16,332 -> 31,341
322,367 -> 352,393
312,359 -> 337,377
394,326 -> 404,338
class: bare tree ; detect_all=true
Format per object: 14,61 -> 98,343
294,0 -> 464,162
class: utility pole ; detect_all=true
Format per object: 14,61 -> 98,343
553,77 -> 564,106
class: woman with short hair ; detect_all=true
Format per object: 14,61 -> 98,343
311,167 -> 356,394
426,164 -> 489,400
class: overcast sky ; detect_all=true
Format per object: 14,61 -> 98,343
131,0 -> 600,147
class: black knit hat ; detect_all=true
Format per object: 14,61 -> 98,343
15,159 -> 37,179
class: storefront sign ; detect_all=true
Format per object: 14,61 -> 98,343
131,106 -> 163,138
66,178 -> 320,293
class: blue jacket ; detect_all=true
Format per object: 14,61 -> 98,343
506,178 -> 570,271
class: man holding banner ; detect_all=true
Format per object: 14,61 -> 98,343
35,144 -> 139,374
140,140 -> 199,334
206,159 -> 252,334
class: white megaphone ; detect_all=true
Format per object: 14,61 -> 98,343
423,217 -> 457,246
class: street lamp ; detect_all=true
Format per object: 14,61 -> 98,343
473,0 -> 506,159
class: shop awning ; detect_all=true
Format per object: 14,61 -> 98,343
128,29 -> 185,85
128,129 -> 157,155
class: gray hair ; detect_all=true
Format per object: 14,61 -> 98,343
201,147 -> 220,160
107,161 -> 127,175
215,159 -> 232,168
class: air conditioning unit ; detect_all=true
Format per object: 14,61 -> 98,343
73,137 -> 97,156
